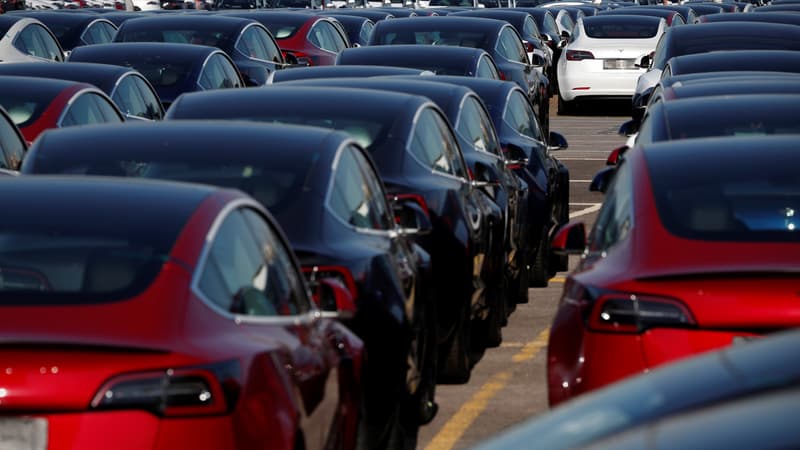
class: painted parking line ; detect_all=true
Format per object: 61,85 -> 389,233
424,328 -> 551,450
569,204 -> 602,219
550,276 -> 566,283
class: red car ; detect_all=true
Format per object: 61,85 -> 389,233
233,12 -> 350,66
0,76 -> 123,145
547,135 -> 800,407
0,176 -> 363,450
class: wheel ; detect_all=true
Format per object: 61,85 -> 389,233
529,230 -> 551,288
437,306 -> 471,384
410,298 -> 438,426
558,95 -> 575,116
474,280 -> 505,350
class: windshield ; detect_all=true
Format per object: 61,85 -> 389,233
376,30 -> 489,48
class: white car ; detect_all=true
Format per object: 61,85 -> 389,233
557,15 -> 665,113
0,16 -> 64,64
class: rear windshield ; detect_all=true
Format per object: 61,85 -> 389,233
376,30 -> 489,48
0,90 -> 57,129
257,17 -> 303,39
584,18 -> 660,39
127,59 -> 195,88
117,29 -> 234,50
648,147 -> 800,242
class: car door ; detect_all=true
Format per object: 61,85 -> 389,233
196,206 -> 340,450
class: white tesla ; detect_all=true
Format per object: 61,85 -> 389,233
557,15 -> 665,114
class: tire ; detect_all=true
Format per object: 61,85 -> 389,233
437,306 -> 471,384
475,281 -> 505,349
529,230 -> 551,288
558,95 -> 575,116
410,299 -> 438,426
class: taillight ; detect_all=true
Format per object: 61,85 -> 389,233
588,294 -> 696,334
302,265 -> 358,303
606,145 -> 628,166
91,360 -> 241,417
566,50 -> 594,61
497,70 -> 507,81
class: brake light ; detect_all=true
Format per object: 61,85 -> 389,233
91,360 -> 241,417
566,50 -> 594,61
588,294 -> 696,334
302,265 -> 358,303
606,145 -> 628,166
497,70 -> 507,81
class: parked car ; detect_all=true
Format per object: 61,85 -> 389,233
661,49 -> 800,79
548,134 -> 800,406
0,75 -> 123,144
0,174 -> 364,450
0,15 -> 64,63
224,12 -> 348,66
336,44 -> 503,80
0,61 -> 164,120
631,22 -> 800,120
68,42 -> 244,109
557,15 -> 666,114
8,11 -> 117,54
165,86 -> 493,386
367,16 -> 550,136
507,7 -> 566,92
596,7 -> 686,26
0,104 -> 25,171
267,64 -> 434,83
470,329 -> 800,450
113,14 -> 285,85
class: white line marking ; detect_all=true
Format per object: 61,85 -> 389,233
569,180 -> 592,183
570,202 -> 599,206
569,204 -> 602,218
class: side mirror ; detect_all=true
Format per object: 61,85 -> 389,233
547,131 -> 568,151
529,52 -> 545,67
589,166 -> 616,194
606,145 -> 629,166
618,119 -> 639,137
636,52 -> 654,70
551,221 -> 586,255
501,143 -> 529,169
540,33 -> 551,43
391,194 -> 433,236
560,30 -> 570,39
317,277 -> 357,320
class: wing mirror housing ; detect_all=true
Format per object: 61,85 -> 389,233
590,166 -> 616,194
316,277 -> 357,320
391,194 -> 433,237
636,51 -> 654,70
501,143 -> 529,169
551,220 -> 586,255
618,119 -> 639,137
547,131 -> 568,151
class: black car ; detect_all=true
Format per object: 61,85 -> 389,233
165,87 -> 494,386
21,120 -> 434,450
281,76 -> 527,347
267,64 -> 433,83
8,11 -> 117,53
68,42 -> 244,109
0,105 -> 26,172
469,327 -> 800,450
367,16 -> 550,136
757,3 -> 800,11
0,61 -> 164,121
631,22 -> 800,120
336,44 -> 502,79
507,7 -> 565,90
662,49 -> 800,79
113,14 -> 286,85
397,75 -> 570,286
699,11 -> 800,25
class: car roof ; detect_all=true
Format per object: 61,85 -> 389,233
337,45 -> 486,71
269,65 -> 431,82
372,15 -> 509,32
668,79 -> 800,99
667,50 -> 800,75
117,13 -> 256,33
701,11 -> 800,25
0,62 -> 137,94
666,20 -> 800,42
68,42 -> 219,64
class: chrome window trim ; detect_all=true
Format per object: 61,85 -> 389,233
190,197 -> 320,323
79,19 -> 118,46
233,23 -> 277,64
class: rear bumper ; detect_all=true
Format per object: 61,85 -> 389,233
558,63 -> 643,101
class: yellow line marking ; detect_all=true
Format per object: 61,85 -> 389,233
500,342 -> 525,348
512,328 -> 550,363
425,329 -> 551,450
551,276 -> 566,283
424,371 -> 513,450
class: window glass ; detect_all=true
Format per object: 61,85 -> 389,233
112,75 -> 149,119
14,24 -> 61,61
583,18 -> 660,39
60,93 -> 122,127
496,27 -> 528,64
0,114 -> 25,170
81,21 -> 116,45
257,27 -> 284,62
359,21 -> 374,46
350,145 -> 395,230
408,108 -> 468,179
329,146 -> 392,230
199,54 -> 240,89
236,27 -> 270,61
651,33 -> 668,70
476,55 -> 500,79
588,161 -> 633,252
503,90 -> 544,142
199,209 -> 309,316
559,12 -> 574,33
130,75 -> 164,120
326,21 -> 348,52
308,21 -> 337,52
523,17 -> 540,40
544,14 -> 559,35
457,96 -> 502,157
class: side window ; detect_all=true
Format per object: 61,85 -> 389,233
523,16 -> 540,40
236,27 -> 269,60
60,92 -> 122,127
503,90 -> 544,143
496,27 -> 528,65
111,75 -> 149,119
200,54 -> 241,89
15,24 -> 62,61
218,55 -> 242,88
544,14 -> 559,36
0,114 -> 25,170
308,21 -> 337,53
257,27 -> 284,63
329,146 -> 392,230
198,209 -> 310,317
131,75 -> 164,120
408,108 -> 468,179
588,161 -> 633,253
652,33 -> 668,70
559,12 -> 574,33
476,55 -> 500,79
456,96 -> 502,157
81,21 -> 116,45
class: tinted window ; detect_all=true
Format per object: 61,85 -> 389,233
523,17 -> 540,39
503,90 -> 544,142
359,21 -> 374,46
14,24 -> 62,61
648,145 -> 800,242
236,26 -> 282,62
476,55 -> 501,79
198,208 -> 310,316
329,145 -> 393,230
379,30 -> 489,48
59,92 -> 122,127
0,114 -> 25,170
559,12 -> 574,32
112,75 -> 151,120
408,107 -> 468,179
588,160 -> 633,252
308,21 -> 346,53
199,54 -> 241,90
131,75 -> 164,120
496,27 -> 528,64
583,18 -> 660,39
544,14 -> 559,35
259,17 -> 301,40
81,21 -> 117,45
456,96 -> 502,157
